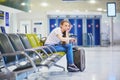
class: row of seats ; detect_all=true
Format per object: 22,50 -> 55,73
0,33 -> 66,80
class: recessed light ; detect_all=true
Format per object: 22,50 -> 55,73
29,10 -> 31,13
74,10 -> 80,12
89,0 -> 96,4
56,10 -> 60,12
30,4 -> 33,7
21,2 -> 26,6
85,10 -> 88,12
41,2 -> 48,7
103,9 -> 107,12
97,8 -> 102,11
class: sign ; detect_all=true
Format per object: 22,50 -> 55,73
5,12 -> 9,26
107,2 -> 116,17
0,10 -> 4,19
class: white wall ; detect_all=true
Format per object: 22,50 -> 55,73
17,12 -> 48,37
5,13 -> 18,33
101,13 -> 120,45
0,5 -> 23,33
112,14 -> 120,44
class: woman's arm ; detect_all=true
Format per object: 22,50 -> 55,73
57,31 -> 75,44
56,25 -> 75,44
56,34 -> 69,43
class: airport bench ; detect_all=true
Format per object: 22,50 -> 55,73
0,33 -> 66,80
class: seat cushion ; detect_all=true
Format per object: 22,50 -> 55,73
55,52 -> 66,56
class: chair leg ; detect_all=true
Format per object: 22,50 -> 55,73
54,63 -> 65,71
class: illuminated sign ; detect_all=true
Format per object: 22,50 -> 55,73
0,10 -> 4,19
5,12 -> 9,26
107,2 -> 116,17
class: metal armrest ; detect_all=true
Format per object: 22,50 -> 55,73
25,47 -> 49,59
26,46 -> 55,57
34,46 -> 54,54
24,49 -> 43,61
0,51 -> 37,72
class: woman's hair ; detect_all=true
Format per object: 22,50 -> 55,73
60,20 -> 71,37
60,20 -> 70,44
60,20 -> 69,37
60,20 -> 70,26
62,31 -> 66,37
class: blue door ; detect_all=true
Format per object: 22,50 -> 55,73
69,18 -> 75,34
94,18 -> 100,45
49,18 -> 57,32
86,18 -> 101,46
86,18 -> 93,46
76,18 -> 83,46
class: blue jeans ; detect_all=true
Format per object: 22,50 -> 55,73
52,44 -> 74,64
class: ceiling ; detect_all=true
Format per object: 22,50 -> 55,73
30,0 -> 120,13
0,0 -> 120,13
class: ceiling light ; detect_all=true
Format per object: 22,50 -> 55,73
56,10 -> 60,12
41,2 -> 48,7
89,0 -> 96,4
29,10 -> 31,13
85,10 -> 88,12
103,9 -> 107,12
30,4 -> 33,7
74,10 -> 80,12
21,2 -> 26,6
97,8 -> 102,11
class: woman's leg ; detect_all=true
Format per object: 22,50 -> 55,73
62,44 -> 74,64
53,44 -> 74,64
51,44 -> 79,72
53,44 -> 79,72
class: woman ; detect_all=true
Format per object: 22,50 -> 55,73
45,20 -> 79,72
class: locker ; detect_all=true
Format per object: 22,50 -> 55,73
86,18 -> 100,46
49,18 -> 57,32
86,18 -> 93,46
76,19 -> 83,46
68,19 -> 75,34
94,18 -> 100,45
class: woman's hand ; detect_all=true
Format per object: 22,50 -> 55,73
66,25 -> 72,32
69,38 -> 76,42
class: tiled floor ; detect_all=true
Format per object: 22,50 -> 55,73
26,46 -> 120,80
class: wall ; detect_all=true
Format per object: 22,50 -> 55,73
17,12 -> 48,37
0,5 -> 23,33
101,13 -> 120,45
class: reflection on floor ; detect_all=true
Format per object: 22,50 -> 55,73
26,46 -> 120,80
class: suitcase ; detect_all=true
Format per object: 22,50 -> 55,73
73,47 -> 85,72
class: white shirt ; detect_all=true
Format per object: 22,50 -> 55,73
45,27 -> 63,45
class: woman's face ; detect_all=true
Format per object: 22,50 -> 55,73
61,22 -> 70,32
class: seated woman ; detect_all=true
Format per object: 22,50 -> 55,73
45,20 -> 79,72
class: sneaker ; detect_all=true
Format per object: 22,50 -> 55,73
67,64 -> 79,72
